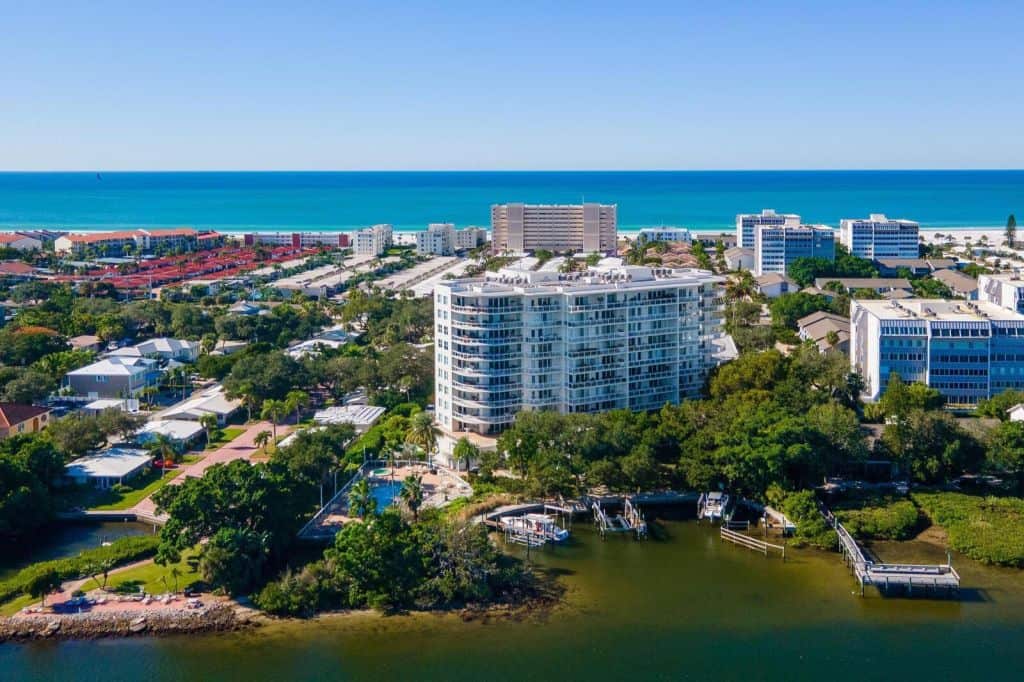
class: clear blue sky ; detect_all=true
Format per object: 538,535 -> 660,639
2,0 -> 1022,170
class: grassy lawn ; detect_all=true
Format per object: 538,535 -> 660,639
1,593 -> 41,616
90,468 -> 187,510
206,427 -> 246,450
106,549 -> 202,595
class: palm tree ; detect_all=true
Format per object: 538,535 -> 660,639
285,390 -> 309,425
146,434 -> 178,474
348,478 -> 377,519
254,429 -> 273,453
199,413 -> 219,445
452,436 -> 480,472
170,566 -> 182,593
261,399 -> 286,440
399,475 -> 424,521
405,412 -> 440,462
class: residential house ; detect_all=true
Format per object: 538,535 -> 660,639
1009,404 -> 1024,423
68,335 -> 103,352
875,258 -> 958,277
64,356 -> 161,399
64,448 -> 153,489
724,247 -> 754,271
109,337 -> 200,362
932,269 -> 979,300
0,403 -> 52,439
754,272 -> 797,298
796,311 -> 851,353
813,277 -> 913,295
160,385 -> 241,426
135,419 -> 205,449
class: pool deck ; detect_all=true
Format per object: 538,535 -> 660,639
299,461 -> 473,541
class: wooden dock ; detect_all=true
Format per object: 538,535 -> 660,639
824,505 -> 960,597
720,526 -> 786,559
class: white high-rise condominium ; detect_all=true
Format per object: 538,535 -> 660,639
434,265 -> 726,436
839,214 -> 920,259
736,209 -> 800,249
491,203 -> 617,254
353,224 -> 393,256
850,298 -> 1024,408
754,224 -> 835,275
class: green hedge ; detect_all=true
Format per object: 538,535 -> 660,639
834,496 -> 921,541
0,534 -> 159,605
912,492 -> 1024,567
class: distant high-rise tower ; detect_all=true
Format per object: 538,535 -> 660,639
736,209 -> 800,249
491,203 -> 617,254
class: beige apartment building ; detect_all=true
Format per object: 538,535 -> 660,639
491,203 -> 617,254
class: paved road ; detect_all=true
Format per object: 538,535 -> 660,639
131,421 -> 292,522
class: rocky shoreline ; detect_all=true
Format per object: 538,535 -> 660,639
0,604 -> 257,642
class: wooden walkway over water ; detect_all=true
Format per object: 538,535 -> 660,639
823,506 -> 960,597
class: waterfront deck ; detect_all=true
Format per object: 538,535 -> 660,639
823,505 -> 961,597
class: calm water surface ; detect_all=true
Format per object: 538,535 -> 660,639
4,520 -> 1024,681
0,523 -> 153,581
0,171 -> 1020,232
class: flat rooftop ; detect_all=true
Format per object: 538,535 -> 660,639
441,265 -> 721,296
854,299 -> 1024,322
65,448 -> 152,479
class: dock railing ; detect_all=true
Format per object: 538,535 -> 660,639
720,526 -> 786,560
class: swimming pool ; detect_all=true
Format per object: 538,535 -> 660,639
370,480 -> 403,511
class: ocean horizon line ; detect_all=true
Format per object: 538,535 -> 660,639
1,168 -> 1023,174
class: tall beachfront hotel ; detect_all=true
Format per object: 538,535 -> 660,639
839,214 -> 920,259
491,203 -> 617,254
736,209 -> 800,249
433,265 -> 727,437
850,298 -> 1024,408
754,224 -> 835,275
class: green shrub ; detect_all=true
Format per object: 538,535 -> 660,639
912,492 -> 1024,567
835,498 -> 921,541
778,490 -> 836,550
112,483 -> 134,494
0,534 -> 159,605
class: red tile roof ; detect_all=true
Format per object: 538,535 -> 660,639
0,261 -> 35,275
0,403 -> 50,428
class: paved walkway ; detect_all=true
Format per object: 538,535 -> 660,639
132,421 -> 292,522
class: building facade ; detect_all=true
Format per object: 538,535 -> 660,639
353,224 -> 393,256
434,265 -> 725,436
64,357 -> 161,399
978,273 -> 1024,313
491,203 -> 617,254
754,225 -> 835,275
850,299 -> 1024,407
839,214 -> 919,259
415,224 -> 488,256
243,232 -> 350,248
54,228 -> 219,256
636,227 -> 691,244
736,209 -> 800,249
0,233 -> 43,251
0,403 -> 52,439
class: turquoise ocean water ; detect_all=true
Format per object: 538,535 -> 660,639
0,171 -> 1019,233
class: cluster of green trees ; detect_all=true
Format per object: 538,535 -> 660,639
0,410 -> 149,544
255,509 -> 531,616
786,244 -> 879,288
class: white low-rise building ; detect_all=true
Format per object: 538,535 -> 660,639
65,448 -> 153,489
637,227 -> 692,244
434,264 -> 725,436
312,405 -> 387,433
135,419 -> 205,447
415,224 -> 488,256
979,272 -> 1024,314
109,337 -> 200,362
160,386 -> 241,425
0,233 -> 43,251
